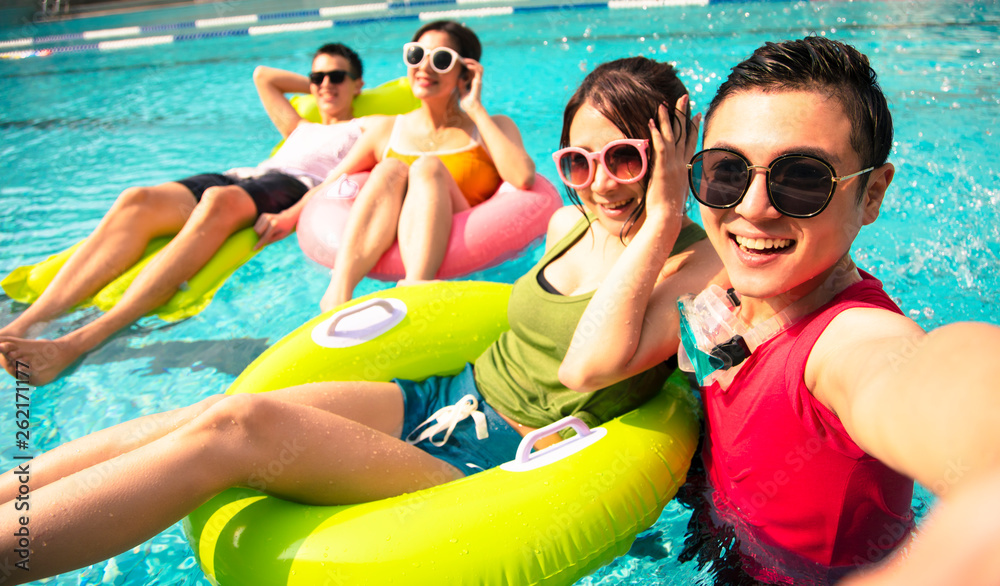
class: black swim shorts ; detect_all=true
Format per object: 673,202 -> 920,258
175,171 -> 309,216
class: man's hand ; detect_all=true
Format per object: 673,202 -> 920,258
253,210 -> 297,250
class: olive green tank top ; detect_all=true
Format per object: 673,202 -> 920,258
474,214 -> 707,436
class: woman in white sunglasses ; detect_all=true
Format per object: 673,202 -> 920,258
292,20 -> 537,310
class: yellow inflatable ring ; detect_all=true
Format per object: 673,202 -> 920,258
183,281 -> 699,584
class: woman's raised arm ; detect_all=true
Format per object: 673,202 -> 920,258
460,59 -> 535,189
559,98 -> 721,391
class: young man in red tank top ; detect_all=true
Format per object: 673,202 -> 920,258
563,37 -> 1000,585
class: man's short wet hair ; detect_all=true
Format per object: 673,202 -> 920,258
315,43 -> 363,79
705,37 -> 892,178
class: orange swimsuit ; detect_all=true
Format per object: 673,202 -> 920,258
382,116 -> 502,207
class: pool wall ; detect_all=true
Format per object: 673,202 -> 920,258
2,0 -> 815,57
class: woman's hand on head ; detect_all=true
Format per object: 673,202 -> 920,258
458,58 -> 485,115
646,94 -> 700,223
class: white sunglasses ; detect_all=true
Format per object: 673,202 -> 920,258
403,42 -> 461,74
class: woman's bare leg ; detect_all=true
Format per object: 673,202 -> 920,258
321,158 -> 409,312
0,381 -> 460,584
0,183 -> 196,340
0,396 -> 225,502
0,379 -> 408,502
397,155 -> 470,282
0,185 -> 258,385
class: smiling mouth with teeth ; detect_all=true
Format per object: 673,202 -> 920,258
602,198 -> 634,210
733,234 -> 794,252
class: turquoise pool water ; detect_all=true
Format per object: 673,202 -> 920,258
1,0 -> 998,583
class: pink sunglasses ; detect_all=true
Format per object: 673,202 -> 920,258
552,139 -> 649,189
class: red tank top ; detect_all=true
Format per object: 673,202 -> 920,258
701,272 -> 914,584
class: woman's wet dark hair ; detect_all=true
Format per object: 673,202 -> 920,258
314,42 -> 363,80
411,20 -> 482,61
560,57 -> 690,240
705,37 -> 892,200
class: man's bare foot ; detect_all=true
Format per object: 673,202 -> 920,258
0,316 -> 36,341
0,320 -> 52,373
0,337 -> 83,386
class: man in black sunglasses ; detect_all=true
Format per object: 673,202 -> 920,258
0,43 -> 366,385
691,37 -> 1000,586
564,36 -> 1000,586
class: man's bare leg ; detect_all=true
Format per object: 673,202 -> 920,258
0,183 -> 196,340
0,185 -> 257,385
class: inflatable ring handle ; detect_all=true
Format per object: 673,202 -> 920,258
311,297 -> 408,349
502,416 -> 608,473
515,416 -> 591,464
324,298 -> 395,336
325,174 -> 361,199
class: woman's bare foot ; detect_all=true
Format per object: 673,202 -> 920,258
0,337 -> 84,386
320,279 -> 351,314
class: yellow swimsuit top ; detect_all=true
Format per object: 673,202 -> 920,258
382,115 -> 503,207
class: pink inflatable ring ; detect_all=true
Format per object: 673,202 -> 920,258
296,173 -> 563,281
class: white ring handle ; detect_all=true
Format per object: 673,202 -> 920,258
323,298 -> 395,337
323,173 -> 359,199
310,297 -> 407,349
514,416 -> 592,465
500,416 -> 607,473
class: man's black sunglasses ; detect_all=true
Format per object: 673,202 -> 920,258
309,70 -> 356,85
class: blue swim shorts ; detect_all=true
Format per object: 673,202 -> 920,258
394,364 -> 524,476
